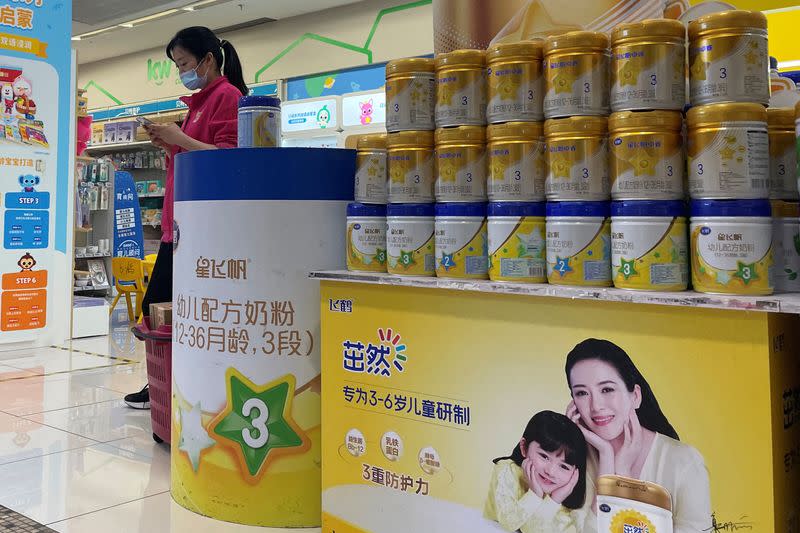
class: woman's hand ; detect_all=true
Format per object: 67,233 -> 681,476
551,468 -> 579,504
567,400 -> 614,476
145,123 -> 187,149
614,410 -> 644,478
521,457 -> 544,498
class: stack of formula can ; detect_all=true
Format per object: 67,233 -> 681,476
686,10 -> 787,296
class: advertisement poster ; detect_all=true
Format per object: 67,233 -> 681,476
0,2 -> 72,344
342,90 -> 386,129
321,283 -> 800,533
282,97 -> 341,134
113,171 -> 144,259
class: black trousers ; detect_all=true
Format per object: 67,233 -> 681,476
142,241 -> 173,317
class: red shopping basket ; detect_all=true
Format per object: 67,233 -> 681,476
132,317 -> 172,444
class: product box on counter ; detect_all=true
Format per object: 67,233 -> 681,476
150,303 -> 172,329
102,122 -> 117,144
320,282 -> 800,533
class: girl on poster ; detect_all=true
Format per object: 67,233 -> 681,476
565,338 -> 712,532
485,410 -> 588,532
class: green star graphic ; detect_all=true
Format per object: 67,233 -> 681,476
374,248 -> 387,264
211,372 -> 304,477
619,257 -> 639,280
734,261 -> 759,285
399,250 -> 416,268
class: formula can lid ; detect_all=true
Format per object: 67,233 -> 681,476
545,30 -> 609,55
612,200 -> 686,217
348,202 -> 387,217
690,199 -> 771,217
239,95 -> 281,108
435,202 -> 487,218
387,203 -> 435,217
547,201 -> 610,218
488,202 -> 546,217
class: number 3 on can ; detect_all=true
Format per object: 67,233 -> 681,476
241,398 -> 270,448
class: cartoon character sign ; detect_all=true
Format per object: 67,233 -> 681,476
13,76 -> 36,119
2,83 -> 14,115
317,105 -> 331,129
19,174 -> 40,193
18,253 -> 36,272
359,99 -> 374,126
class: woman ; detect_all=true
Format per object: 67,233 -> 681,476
565,339 -> 712,532
124,27 -> 246,409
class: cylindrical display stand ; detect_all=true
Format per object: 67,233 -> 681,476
170,148 -> 355,526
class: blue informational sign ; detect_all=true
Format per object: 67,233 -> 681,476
0,2 -> 72,340
113,171 -> 144,259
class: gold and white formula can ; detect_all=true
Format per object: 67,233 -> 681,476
434,126 -> 487,202
487,122 -> 546,202
687,103 -> 768,199
767,108 -> 799,201
609,110 -> 684,200
385,58 -> 436,132
435,49 -> 487,128
544,31 -> 610,119
688,10 -> 769,106
772,200 -> 800,293
387,131 -> 435,203
597,476 -> 674,533
545,116 -> 609,201
486,40 -> 544,124
354,134 -> 387,204
690,198 -> 774,295
610,19 -> 686,112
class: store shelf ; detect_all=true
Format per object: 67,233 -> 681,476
139,193 -> 165,198
310,270 -> 800,315
73,285 -> 109,293
75,253 -> 111,259
86,140 -> 155,152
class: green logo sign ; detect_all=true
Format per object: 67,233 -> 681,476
147,58 -> 178,86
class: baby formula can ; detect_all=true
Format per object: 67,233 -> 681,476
544,31 -> 610,119
688,10 -> 769,106
690,199 -> 773,295
435,202 -> 488,279
771,200 -> 800,292
610,19 -> 686,112
487,122 -> 546,202
387,131 -> 435,203
767,108 -> 799,200
387,203 -> 436,277
386,58 -> 436,132
545,116 -> 609,201
597,476 -> 674,533
609,110 -> 684,200
687,103 -> 768,199
435,49 -> 487,128
611,200 -> 688,291
486,40 -> 544,124
488,202 -> 546,283
237,95 -> 281,148
354,134 -> 388,204
346,203 -> 387,273
435,126 -> 487,202
546,201 -> 611,286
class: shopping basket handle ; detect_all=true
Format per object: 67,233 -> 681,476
131,324 -> 172,342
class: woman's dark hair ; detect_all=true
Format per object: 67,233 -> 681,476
166,26 -> 248,96
565,338 -> 679,440
493,410 -> 587,510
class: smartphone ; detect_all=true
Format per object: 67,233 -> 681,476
136,116 -> 155,127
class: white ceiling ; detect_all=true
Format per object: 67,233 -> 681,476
72,0 -> 362,65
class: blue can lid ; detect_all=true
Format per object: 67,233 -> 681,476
611,200 -> 686,217
347,202 -> 386,217
387,203 -> 435,217
488,202 -> 546,217
435,202 -> 487,217
690,199 -> 772,218
782,70 -> 800,84
239,95 -> 281,108
546,201 -> 610,218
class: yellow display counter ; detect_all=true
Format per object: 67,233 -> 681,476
315,271 -> 800,533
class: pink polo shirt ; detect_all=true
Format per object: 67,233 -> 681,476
162,76 -> 241,242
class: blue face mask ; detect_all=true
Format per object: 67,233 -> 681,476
180,58 -> 207,91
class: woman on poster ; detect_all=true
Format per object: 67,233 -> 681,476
564,338 -> 712,532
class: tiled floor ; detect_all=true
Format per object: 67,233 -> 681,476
0,310 -> 320,533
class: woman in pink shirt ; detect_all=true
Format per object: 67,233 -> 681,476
126,26 -> 245,409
